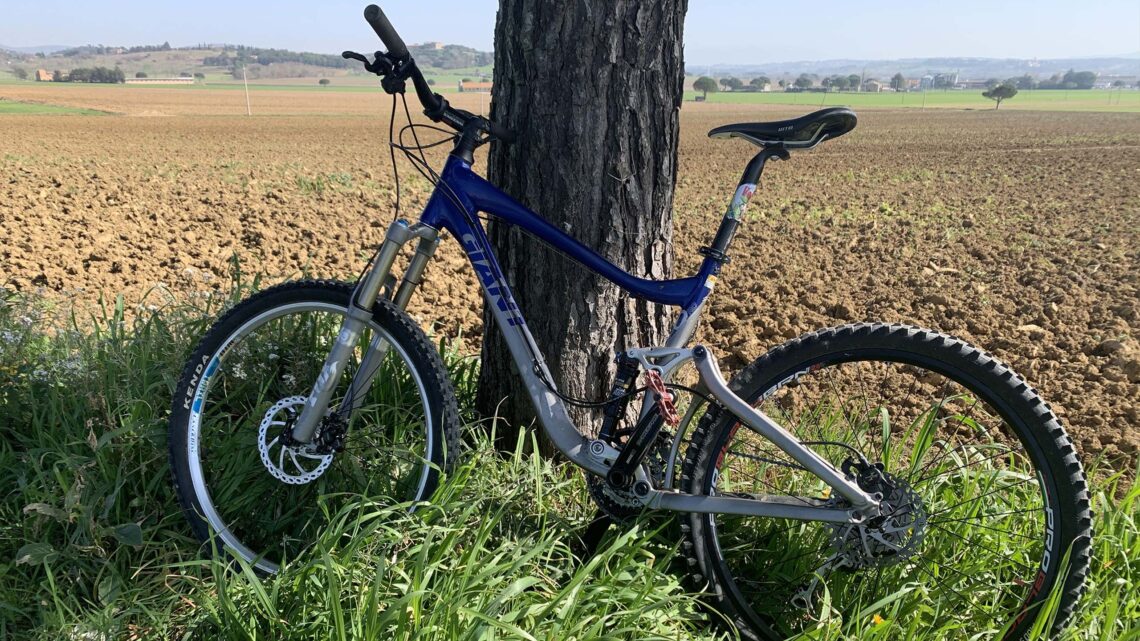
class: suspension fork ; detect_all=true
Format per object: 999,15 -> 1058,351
290,220 -> 440,443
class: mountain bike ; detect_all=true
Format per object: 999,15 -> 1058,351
169,6 -> 1092,640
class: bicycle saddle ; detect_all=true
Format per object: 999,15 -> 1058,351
708,107 -> 857,149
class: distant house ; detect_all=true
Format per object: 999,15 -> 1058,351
458,80 -> 492,93
35,69 -> 53,82
124,77 -> 195,85
863,79 -> 885,93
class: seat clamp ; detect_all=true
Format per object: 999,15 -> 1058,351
699,246 -> 731,264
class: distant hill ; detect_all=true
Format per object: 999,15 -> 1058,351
0,42 -> 493,81
689,56 -> 1140,80
0,44 -> 73,55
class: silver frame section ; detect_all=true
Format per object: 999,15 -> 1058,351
294,219 -> 882,522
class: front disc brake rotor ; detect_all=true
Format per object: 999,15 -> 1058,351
257,396 -> 334,485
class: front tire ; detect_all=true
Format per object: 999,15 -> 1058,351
169,280 -> 460,573
682,323 -> 1091,640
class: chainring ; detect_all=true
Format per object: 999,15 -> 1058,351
588,430 -> 674,521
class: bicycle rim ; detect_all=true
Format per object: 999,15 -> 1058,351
704,353 -> 1054,638
185,301 -> 433,573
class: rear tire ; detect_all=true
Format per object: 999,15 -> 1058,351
169,280 -> 460,573
682,323 -> 1091,640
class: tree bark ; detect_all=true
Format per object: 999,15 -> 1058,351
477,1 -> 688,451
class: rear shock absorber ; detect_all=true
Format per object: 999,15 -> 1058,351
598,352 -> 641,445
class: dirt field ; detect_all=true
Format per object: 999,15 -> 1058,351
1,86 -> 1138,464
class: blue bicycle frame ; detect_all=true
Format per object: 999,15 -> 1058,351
424,155 -> 720,315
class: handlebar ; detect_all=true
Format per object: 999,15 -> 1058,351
353,4 -> 514,146
363,5 -> 408,60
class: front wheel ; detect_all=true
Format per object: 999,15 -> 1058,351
682,323 -> 1091,641
169,280 -> 460,574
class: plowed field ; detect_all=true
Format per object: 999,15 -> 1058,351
1,86 -> 1138,464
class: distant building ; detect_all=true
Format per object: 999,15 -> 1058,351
418,41 -> 445,50
863,79 -> 885,92
458,80 -> 492,93
933,72 -> 958,88
124,77 -> 196,85
919,74 -> 935,90
35,69 -> 53,82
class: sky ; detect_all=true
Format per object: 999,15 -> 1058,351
1,0 -> 1138,64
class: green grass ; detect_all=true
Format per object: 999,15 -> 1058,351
0,99 -> 105,115
0,279 -> 1137,640
684,89 -> 1140,113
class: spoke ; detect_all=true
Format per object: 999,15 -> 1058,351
856,367 -> 875,453
927,506 -> 1041,525
914,559 -> 988,617
825,374 -> 863,456
908,397 -> 984,482
914,448 -> 1019,487
927,477 -> 1035,520
926,523 -> 1036,572
916,555 -> 1027,620
927,518 -> 1041,541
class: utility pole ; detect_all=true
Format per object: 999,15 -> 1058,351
243,65 -> 251,116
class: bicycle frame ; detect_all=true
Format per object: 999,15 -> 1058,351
292,153 -> 880,523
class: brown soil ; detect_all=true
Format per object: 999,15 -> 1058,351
1,89 -> 1137,465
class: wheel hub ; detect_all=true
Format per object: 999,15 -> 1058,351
828,463 -> 927,569
258,396 -> 334,485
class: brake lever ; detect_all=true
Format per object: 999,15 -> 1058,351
342,50 -> 369,65
341,50 -> 395,77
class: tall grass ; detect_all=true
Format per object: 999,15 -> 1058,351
0,282 -> 1137,640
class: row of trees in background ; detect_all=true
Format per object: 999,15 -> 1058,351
696,68 -> 1125,95
56,42 -> 173,57
202,46 -> 352,71
990,69 -> 1098,90
50,67 -> 126,83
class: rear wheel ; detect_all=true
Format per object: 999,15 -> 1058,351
682,323 -> 1091,640
169,280 -> 460,573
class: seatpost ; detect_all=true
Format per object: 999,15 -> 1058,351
700,146 -> 790,262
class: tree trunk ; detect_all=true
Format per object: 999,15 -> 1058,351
477,0 -> 688,451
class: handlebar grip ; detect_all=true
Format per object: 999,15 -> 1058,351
364,4 -> 408,60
